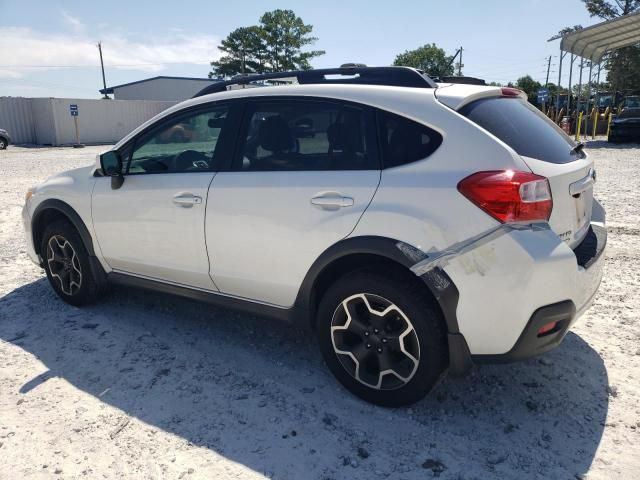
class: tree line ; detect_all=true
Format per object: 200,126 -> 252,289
210,2 -> 639,97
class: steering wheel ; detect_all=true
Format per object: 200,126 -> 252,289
174,150 -> 210,171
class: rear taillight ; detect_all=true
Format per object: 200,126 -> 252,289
457,170 -> 553,223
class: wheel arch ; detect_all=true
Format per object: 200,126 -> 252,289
295,235 -> 473,374
32,199 -> 96,258
295,236 -> 449,326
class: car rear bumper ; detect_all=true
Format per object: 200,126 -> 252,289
572,223 -> 607,317
474,221 -> 606,363
473,300 -> 576,363
444,201 -> 606,358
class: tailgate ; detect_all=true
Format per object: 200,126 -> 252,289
520,156 -> 594,248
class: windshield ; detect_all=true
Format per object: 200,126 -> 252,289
598,95 -> 613,107
460,97 -> 579,164
625,97 -> 640,108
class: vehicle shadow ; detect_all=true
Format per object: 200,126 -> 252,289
1,279 -> 609,479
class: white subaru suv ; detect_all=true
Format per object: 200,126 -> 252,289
22,67 -> 606,406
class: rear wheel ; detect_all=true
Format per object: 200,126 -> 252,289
41,220 -> 99,306
317,269 -> 448,406
0,138 -> 7,149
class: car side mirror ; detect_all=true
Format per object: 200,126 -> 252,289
100,151 -> 125,190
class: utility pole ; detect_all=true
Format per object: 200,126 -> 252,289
458,47 -> 463,76
97,42 -> 109,99
545,55 -> 552,86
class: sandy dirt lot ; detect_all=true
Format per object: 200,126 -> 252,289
1,142 -> 639,479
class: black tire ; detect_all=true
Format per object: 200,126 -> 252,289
0,137 -> 7,150
41,220 -> 99,306
317,269 -> 448,406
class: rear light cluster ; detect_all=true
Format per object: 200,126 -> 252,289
457,170 -> 553,223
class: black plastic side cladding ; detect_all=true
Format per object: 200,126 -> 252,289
31,199 -> 107,287
417,268 -> 473,375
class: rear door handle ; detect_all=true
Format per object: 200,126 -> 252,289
310,193 -> 354,210
173,192 -> 202,207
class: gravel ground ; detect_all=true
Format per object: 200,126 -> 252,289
1,142 -> 639,479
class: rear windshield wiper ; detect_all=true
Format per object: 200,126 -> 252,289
571,142 -> 585,155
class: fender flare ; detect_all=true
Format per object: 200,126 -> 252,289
295,235 -> 459,331
31,199 -> 97,256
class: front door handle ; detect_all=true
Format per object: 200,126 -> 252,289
310,193 -> 354,210
173,192 -> 202,207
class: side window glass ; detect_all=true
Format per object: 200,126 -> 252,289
378,110 -> 443,168
128,106 -> 229,174
238,101 -> 376,171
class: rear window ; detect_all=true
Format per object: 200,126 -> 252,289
460,97 -> 580,164
377,110 -> 443,168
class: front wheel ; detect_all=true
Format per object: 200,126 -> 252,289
317,269 -> 448,406
0,138 -> 7,149
41,220 -> 99,306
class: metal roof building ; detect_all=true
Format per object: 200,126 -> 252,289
99,76 -> 221,101
550,11 -> 640,135
560,11 -> 640,62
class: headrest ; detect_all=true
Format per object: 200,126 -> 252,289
208,117 -> 226,129
258,115 -> 292,152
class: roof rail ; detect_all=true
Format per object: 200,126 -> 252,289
193,66 -> 437,98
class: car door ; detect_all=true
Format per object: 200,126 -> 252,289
206,97 -> 381,307
92,103 -> 237,289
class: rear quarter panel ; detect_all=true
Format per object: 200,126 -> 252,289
350,93 -> 578,354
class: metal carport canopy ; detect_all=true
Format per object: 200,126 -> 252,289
560,11 -> 640,61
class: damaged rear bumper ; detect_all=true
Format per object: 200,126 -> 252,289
398,214 -> 606,372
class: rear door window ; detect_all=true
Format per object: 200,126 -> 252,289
234,99 -> 378,171
460,97 -> 580,164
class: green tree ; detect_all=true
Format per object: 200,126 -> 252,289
209,26 -> 266,78
209,9 -> 324,78
515,75 -> 542,101
259,9 -> 325,71
582,0 -> 639,19
393,43 -> 454,77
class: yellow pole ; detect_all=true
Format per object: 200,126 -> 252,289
592,109 -> 598,139
576,112 -> 583,141
606,113 -> 612,137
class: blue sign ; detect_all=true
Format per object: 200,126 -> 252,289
70,104 -> 78,116
537,88 -> 550,103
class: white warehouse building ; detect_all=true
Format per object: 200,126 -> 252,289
99,76 -> 221,101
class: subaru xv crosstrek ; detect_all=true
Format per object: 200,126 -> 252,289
22,67 -> 606,406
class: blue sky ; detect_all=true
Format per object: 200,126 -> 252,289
0,0 -> 598,98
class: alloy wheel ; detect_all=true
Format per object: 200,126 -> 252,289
330,293 -> 420,390
47,235 -> 82,296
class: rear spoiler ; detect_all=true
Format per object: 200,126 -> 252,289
435,85 -> 527,110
